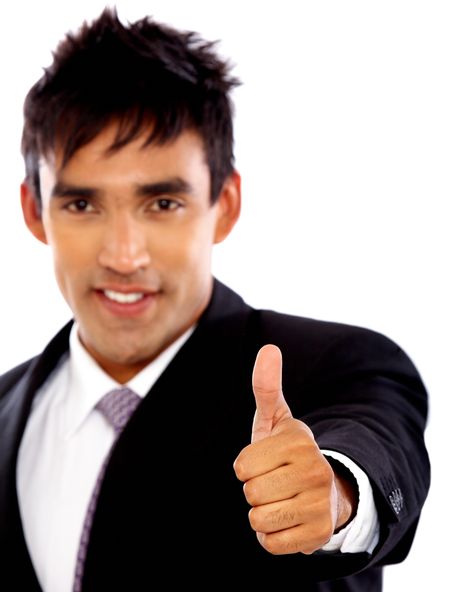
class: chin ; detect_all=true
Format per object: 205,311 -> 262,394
105,346 -> 155,366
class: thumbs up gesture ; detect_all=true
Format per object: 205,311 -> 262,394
234,345 -> 357,555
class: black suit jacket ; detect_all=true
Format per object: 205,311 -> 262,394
0,280 -> 430,591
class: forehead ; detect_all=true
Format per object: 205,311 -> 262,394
40,125 -> 209,187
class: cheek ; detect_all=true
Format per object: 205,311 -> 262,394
46,227 -> 93,287
155,221 -> 215,269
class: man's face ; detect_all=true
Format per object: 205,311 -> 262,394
22,125 -> 240,382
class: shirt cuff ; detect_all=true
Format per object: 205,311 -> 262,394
320,449 -> 380,554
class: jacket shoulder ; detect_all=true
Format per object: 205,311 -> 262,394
255,308 -> 408,372
255,308 -> 427,412
0,359 -> 35,400
258,308 -> 396,346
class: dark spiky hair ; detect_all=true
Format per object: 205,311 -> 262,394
21,7 -> 240,203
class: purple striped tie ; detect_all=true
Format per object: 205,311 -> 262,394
72,387 -> 142,592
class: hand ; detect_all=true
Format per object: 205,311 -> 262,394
233,344 -> 357,555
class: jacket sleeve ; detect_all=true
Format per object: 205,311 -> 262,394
292,326 -> 430,568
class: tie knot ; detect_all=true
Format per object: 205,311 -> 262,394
96,387 -> 142,434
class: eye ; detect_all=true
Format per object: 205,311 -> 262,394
65,199 -> 95,213
149,198 -> 182,212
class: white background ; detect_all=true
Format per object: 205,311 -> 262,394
0,1 -> 448,588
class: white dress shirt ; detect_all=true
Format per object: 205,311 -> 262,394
17,325 -> 379,592
321,450 -> 379,553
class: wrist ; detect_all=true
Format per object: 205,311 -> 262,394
326,456 -> 359,532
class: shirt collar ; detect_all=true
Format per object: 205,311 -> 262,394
64,323 -> 194,438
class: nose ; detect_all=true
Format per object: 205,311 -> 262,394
98,212 -> 151,274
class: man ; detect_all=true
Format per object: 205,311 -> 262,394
0,8 -> 429,591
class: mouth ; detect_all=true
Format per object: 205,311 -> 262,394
103,289 -> 146,304
94,286 -> 160,317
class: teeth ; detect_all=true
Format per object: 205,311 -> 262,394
104,290 -> 145,304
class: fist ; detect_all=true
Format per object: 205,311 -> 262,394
233,345 -> 355,555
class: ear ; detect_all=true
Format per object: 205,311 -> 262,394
20,181 -> 48,244
213,170 -> 241,244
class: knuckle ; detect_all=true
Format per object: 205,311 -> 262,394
243,480 -> 259,506
311,458 -> 334,486
233,457 -> 246,481
261,533 -> 284,555
248,507 -> 264,532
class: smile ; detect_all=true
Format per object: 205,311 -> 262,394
103,290 -> 145,304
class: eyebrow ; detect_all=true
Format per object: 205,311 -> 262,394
51,176 -> 194,199
136,178 -> 193,197
51,183 -> 95,199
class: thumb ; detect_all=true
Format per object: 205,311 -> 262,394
251,344 -> 292,442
